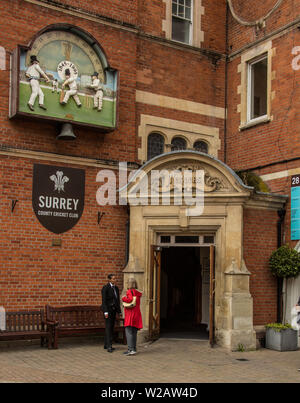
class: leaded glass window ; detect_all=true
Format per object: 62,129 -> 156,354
194,140 -> 208,153
171,137 -> 187,151
147,133 -> 165,160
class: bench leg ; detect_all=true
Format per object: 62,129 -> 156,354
53,329 -> 58,349
47,328 -> 55,349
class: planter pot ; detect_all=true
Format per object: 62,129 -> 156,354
265,328 -> 298,351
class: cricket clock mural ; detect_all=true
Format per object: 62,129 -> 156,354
10,26 -> 118,132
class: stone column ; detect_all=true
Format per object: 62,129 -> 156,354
216,205 -> 256,350
217,259 -> 256,350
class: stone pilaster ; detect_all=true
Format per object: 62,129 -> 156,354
216,259 -> 256,350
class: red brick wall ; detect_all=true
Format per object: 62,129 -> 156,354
226,0 -> 299,256
135,0 -> 227,53
135,37 -> 226,162
0,0 -> 135,311
243,208 -> 278,325
0,0 -> 227,312
226,31 -> 300,172
29,0 -> 139,26
202,0 -> 226,53
0,0 -> 137,162
0,156 -> 127,309
228,0 -> 300,54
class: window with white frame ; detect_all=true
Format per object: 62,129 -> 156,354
247,54 -> 268,122
172,0 -> 192,44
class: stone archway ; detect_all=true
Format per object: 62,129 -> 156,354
122,151 -> 285,350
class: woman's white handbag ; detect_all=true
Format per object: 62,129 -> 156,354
122,290 -> 136,309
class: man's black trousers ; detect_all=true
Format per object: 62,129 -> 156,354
104,311 -> 116,348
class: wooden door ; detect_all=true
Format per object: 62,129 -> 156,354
209,245 -> 215,347
149,245 -> 162,340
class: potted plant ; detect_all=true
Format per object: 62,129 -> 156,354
269,244 -> 300,323
265,323 -> 298,351
269,244 -> 300,279
264,245 -> 300,351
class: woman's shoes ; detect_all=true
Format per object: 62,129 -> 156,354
123,350 -> 137,356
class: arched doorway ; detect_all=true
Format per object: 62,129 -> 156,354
122,151 -> 285,350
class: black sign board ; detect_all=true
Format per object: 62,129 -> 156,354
291,174 -> 300,187
32,164 -> 85,234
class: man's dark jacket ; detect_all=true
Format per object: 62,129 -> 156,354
101,283 -> 121,314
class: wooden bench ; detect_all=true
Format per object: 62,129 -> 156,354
0,309 -> 49,347
45,305 -> 126,349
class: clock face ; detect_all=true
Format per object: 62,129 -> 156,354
27,31 -> 105,83
15,29 -> 118,130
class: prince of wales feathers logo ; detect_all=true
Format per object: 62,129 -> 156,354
49,171 -> 69,193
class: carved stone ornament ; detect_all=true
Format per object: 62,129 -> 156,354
225,258 -> 251,275
159,161 -> 228,193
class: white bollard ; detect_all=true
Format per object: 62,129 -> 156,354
0,306 -> 6,331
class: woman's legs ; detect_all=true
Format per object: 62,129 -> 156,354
132,327 -> 138,351
125,326 -> 138,352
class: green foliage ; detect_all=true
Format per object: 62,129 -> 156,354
265,323 -> 292,332
269,244 -> 300,278
237,343 -> 245,352
235,171 -> 270,193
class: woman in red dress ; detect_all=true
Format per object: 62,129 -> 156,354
122,278 -> 143,355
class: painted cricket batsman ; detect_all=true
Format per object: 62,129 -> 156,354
60,68 -> 82,107
88,71 -> 103,111
25,55 -> 50,111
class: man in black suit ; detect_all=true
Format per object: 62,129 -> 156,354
101,274 -> 121,352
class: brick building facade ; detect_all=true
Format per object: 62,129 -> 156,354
0,0 -> 298,350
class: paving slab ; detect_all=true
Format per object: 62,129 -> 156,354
0,338 -> 300,383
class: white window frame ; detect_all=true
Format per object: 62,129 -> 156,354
247,53 -> 268,125
163,0 -> 204,48
238,41 -> 274,131
171,0 -> 193,45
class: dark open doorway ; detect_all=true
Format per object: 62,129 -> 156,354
160,246 -> 210,340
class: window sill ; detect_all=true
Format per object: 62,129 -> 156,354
239,116 -> 271,131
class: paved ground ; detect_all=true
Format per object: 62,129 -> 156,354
0,337 -> 300,383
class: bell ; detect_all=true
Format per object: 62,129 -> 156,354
56,123 -> 76,140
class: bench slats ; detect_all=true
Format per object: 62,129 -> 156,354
3,311 -> 45,332
0,309 -> 49,348
45,304 -> 125,349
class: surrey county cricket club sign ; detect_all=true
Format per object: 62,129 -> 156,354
9,27 -> 118,131
32,164 -> 85,234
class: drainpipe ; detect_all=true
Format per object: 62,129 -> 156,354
125,206 -> 130,267
277,208 -> 286,322
224,1 -> 229,164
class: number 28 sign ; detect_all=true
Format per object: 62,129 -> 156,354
291,175 -> 300,240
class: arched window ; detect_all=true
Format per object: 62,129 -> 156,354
147,132 -> 165,160
171,137 -> 187,151
194,140 -> 208,153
